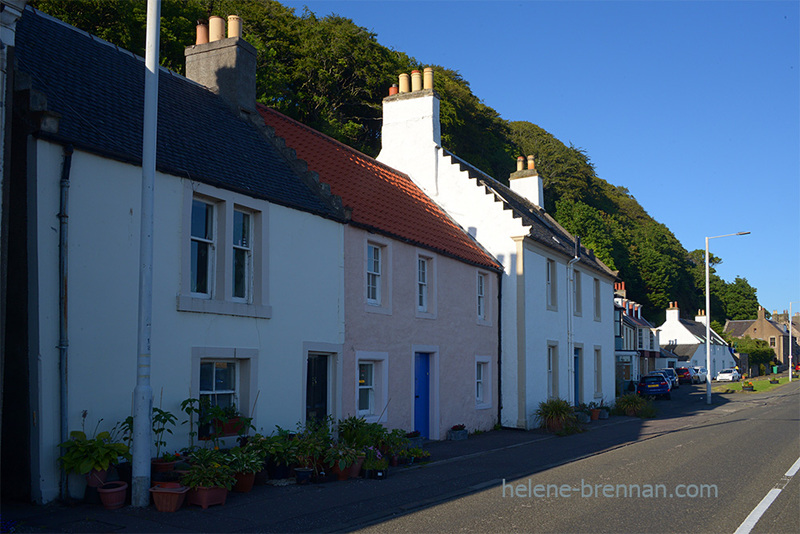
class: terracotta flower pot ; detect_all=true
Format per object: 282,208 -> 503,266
98,481 -> 127,510
233,471 -> 255,493
348,456 -> 365,479
590,409 -> 600,421
86,468 -> 108,488
188,486 -> 228,509
151,459 -> 179,472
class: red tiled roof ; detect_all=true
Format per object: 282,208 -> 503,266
258,105 -> 500,271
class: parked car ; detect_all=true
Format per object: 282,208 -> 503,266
650,370 -> 673,390
716,368 -> 741,382
637,374 -> 672,400
657,368 -> 680,389
693,367 -> 708,383
675,367 -> 697,384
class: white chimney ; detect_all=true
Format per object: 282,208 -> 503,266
695,308 -> 708,326
666,301 -> 680,323
377,69 -> 441,195
508,155 -> 544,208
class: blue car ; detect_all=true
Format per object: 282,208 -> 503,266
636,374 -> 671,400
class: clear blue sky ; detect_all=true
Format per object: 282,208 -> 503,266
282,0 -> 800,318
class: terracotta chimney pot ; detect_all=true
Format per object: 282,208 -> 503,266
411,70 -> 422,91
527,155 -> 535,171
423,67 -> 434,90
209,15 -> 225,42
196,21 -> 209,45
227,15 -> 242,39
399,73 -> 410,93
389,84 -> 399,96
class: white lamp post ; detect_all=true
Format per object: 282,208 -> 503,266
706,231 -> 750,405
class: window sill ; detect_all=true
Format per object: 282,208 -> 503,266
475,402 -> 492,411
364,303 -> 392,316
177,295 -> 272,319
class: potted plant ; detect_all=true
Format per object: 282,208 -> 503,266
534,398 -> 576,433
383,429 -> 410,466
615,393 -> 646,417
182,449 -> 235,509
587,401 -> 601,421
293,431 -> 326,484
742,381 -> 755,391
324,442 -> 357,480
406,447 -> 430,464
574,403 -> 591,424
598,400 -> 611,420
58,415 -> 131,489
151,407 -> 179,472
226,446 -> 262,493
362,447 -> 388,479
405,430 -> 424,450
266,430 -> 297,479
244,434 -> 271,485
447,424 -> 468,441
97,481 -> 128,510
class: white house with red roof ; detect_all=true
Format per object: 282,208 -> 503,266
260,106 -> 502,439
377,70 -> 618,429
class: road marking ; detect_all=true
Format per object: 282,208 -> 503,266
734,455 -> 800,534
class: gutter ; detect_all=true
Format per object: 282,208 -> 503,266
57,143 -> 72,500
496,269 -> 503,425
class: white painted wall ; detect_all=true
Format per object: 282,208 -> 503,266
33,141 -> 344,502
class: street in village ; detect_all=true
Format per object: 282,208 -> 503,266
3,379 -> 798,533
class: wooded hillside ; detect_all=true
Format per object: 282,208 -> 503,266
30,0 -> 760,324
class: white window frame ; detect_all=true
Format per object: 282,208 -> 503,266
417,257 -> 428,312
357,362 -> 375,416
415,251 -> 437,319
547,342 -> 559,399
594,347 -> 603,397
231,208 -> 252,302
593,278 -> 602,321
179,183 -> 271,318
573,269 -> 582,316
546,259 -> 558,311
364,237 -> 392,315
367,244 -> 382,305
190,198 -> 216,298
355,351 -> 389,422
477,272 -> 486,319
475,356 -> 492,409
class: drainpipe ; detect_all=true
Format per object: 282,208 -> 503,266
566,237 -> 581,405
496,269 -> 503,426
58,144 -> 73,500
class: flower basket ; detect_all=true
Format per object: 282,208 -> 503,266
149,485 -> 189,512
187,486 -> 228,509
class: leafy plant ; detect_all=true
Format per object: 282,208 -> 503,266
225,447 -> 263,475
338,416 -> 371,449
614,394 -> 649,417
58,415 -> 131,477
450,424 -> 466,431
324,442 -> 357,471
363,447 -> 387,470
534,398 -> 577,431
406,448 -> 430,461
181,462 -> 235,490
383,429 -> 410,458
152,407 -> 178,458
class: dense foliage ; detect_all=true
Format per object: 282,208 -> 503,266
29,0 -> 760,324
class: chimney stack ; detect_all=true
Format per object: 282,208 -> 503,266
666,300 -> 679,322
508,155 -> 544,208
185,16 -> 257,117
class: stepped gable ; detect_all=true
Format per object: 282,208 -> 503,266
258,105 -> 501,271
443,149 -> 617,279
15,7 -> 338,218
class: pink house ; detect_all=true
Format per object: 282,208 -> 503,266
260,106 -> 502,439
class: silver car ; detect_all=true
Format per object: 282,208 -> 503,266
657,368 -> 680,389
693,367 -> 708,383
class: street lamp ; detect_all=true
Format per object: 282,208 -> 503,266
790,302 -> 799,383
706,231 -> 750,405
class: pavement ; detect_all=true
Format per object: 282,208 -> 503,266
2,380 -> 797,533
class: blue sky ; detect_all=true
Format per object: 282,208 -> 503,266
282,0 -> 800,318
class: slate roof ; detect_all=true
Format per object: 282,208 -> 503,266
442,150 -> 617,280
678,319 -> 727,345
258,106 -> 501,271
662,343 -> 699,360
15,7 -> 338,219
724,320 -> 754,338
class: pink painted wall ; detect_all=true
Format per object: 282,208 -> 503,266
342,226 -> 499,439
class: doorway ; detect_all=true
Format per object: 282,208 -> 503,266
414,353 -> 430,438
306,354 -> 328,424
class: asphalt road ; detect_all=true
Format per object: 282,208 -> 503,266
359,382 -> 800,534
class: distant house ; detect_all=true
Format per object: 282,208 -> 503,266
613,282 -> 661,391
724,307 -> 790,366
259,106 -> 502,439
658,303 -> 735,377
376,70 -> 618,428
4,8 -> 346,503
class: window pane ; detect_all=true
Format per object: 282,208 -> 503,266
200,362 -> 214,391
358,388 -> 372,412
191,241 -> 209,294
191,200 -> 212,239
359,363 -> 373,387
215,362 -> 236,391
233,211 -> 250,248
233,248 -> 247,298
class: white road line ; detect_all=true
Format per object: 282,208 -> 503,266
734,455 -> 800,534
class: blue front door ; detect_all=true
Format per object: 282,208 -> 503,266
574,348 -> 581,406
414,353 -> 430,438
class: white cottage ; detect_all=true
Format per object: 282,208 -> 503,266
3,8 -> 345,503
376,70 -> 618,429
658,302 -> 736,377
